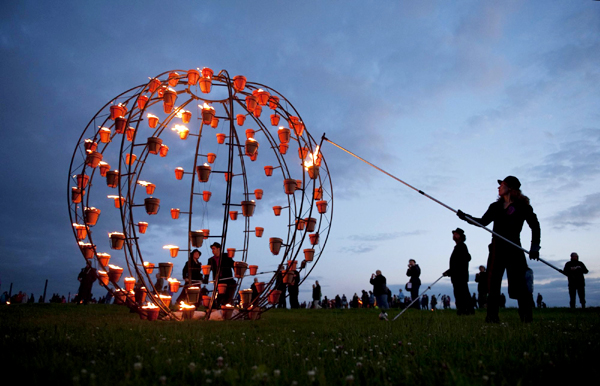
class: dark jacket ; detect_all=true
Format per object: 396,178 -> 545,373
182,258 -> 203,282
207,253 -> 234,283
564,261 -> 588,287
406,265 -> 421,286
370,274 -> 387,296
469,199 -> 540,252
444,242 -> 471,283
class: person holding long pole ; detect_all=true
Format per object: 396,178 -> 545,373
457,176 -> 540,323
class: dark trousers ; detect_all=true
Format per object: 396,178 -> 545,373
569,285 -> 585,308
410,285 -> 420,309
453,280 -> 473,315
289,288 -> 299,309
487,243 -> 532,322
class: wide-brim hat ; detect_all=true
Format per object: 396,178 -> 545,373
498,176 -> 521,190
452,228 -> 465,236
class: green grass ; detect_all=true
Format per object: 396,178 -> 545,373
1,304 -> 598,385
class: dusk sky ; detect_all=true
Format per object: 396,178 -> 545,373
1,1 -> 599,308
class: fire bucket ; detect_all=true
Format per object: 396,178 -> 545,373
97,270 -> 109,286
254,189 -> 263,199
84,207 -> 101,226
210,116 -> 219,128
316,200 -> 328,214
255,227 -> 264,237
273,206 -> 282,216
99,162 -> 110,176
143,262 -> 154,274
110,104 -> 126,120
196,164 -> 212,182
201,105 -> 215,125
314,187 -> 323,200
138,222 -> 148,234
158,294 -> 171,307
309,233 -> 320,245
114,116 -> 127,133
147,137 -> 163,155
106,170 -> 120,188
216,133 -> 226,144
187,286 -> 200,303
207,153 -> 216,163
245,139 -> 259,156
147,114 -> 159,128
168,279 -> 180,293
279,142 -> 289,154
264,166 -> 274,176
96,252 -> 110,267
159,144 -> 169,157
227,248 -> 236,258
239,289 -> 253,308
236,114 -> 246,126
175,167 -> 184,180
108,265 -> 123,283
199,77 -> 212,93
187,69 -> 200,85
71,187 -> 84,203
307,165 -> 320,179
296,219 -> 306,231
277,127 -> 291,143
76,174 -> 90,188
201,265 -> 211,276
202,295 -> 211,308
256,89 -> 270,106
109,232 -> 126,250
255,282 -> 265,293
144,197 -> 160,215
80,243 -> 95,259
99,127 -> 111,143
246,95 -> 257,110
202,191 -> 212,201
170,208 -> 180,219
137,95 -> 149,110
245,129 -> 255,139
229,211 -> 238,221
241,201 -> 256,217
158,262 -> 173,278
124,277 -> 136,292
73,224 -> 87,240
85,151 -> 103,168
304,248 -> 315,262
135,287 -> 147,304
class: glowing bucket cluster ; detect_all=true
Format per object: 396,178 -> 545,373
67,67 -> 333,321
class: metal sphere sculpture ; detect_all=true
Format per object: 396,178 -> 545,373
67,68 -> 333,321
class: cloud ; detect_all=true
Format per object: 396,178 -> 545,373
547,192 -> 600,229
339,245 -> 376,254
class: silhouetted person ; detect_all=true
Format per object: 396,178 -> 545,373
458,176 -> 540,323
536,293 -> 543,308
312,281 -> 321,308
370,270 -> 389,311
563,252 -> 588,308
207,243 -> 236,307
288,269 -> 301,309
77,260 -> 97,305
406,259 -> 421,309
475,265 -> 488,309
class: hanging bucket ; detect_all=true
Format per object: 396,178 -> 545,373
168,279 -> 180,293
147,137 -> 163,155
305,217 -> 317,232
227,248 -> 236,258
201,106 -> 215,125
229,211 -> 238,221
307,165 -> 319,180
236,114 -> 245,126
245,129 -> 255,139
255,227 -> 264,237
233,75 -> 246,92
255,282 -> 265,293
269,238 -> 283,255
279,142 -> 289,154
249,265 -> 258,275
309,233 -> 320,245
268,290 -> 281,305
73,223 -> 87,240
268,95 -> 279,109
138,222 -> 148,234
199,77 -> 212,93
143,261 -> 154,274
187,69 -> 200,85
304,248 -> 315,262
187,286 -> 200,303
216,133 -> 226,144
170,208 -> 180,220
137,95 -> 149,110
158,262 -> 173,278
97,270 -> 109,286
168,72 -> 180,87
239,289 -> 253,308
316,200 -> 328,214
246,95 -> 257,110
114,116 -> 127,134
270,114 -> 280,126
135,287 -> 148,305
196,164 -> 212,182
264,166 -> 274,176
71,187 -> 84,203
99,162 -> 110,176
254,189 -> 263,199
202,295 -> 211,308
147,114 -> 159,128
207,153 -> 216,163
284,179 -> 296,195
76,174 -> 90,188
85,151 -> 103,168
314,187 -> 323,200
124,277 -> 136,292
190,231 -> 204,248
175,167 -> 184,180
106,170 -> 120,188
296,219 -> 306,231
241,200 -> 256,217
181,110 -> 192,124
202,191 -> 211,201
278,128 -> 291,143
217,283 -> 228,295
273,206 -> 282,216
233,262 -> 248,278
201,265 -> 211,276
145,183 -> 156,195
144,197 -> 160,215
99,127 -> 111,143
84,207 -> 101,226
79,243 -> 95,259
245,139 -> 259,156
96,252 -> 110,267
108,265 -> 123,283
109,232 -> 126,250
159,144 -> 169,157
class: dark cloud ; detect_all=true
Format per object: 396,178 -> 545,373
547,192 -> 600,229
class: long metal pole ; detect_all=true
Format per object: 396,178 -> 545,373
323,135 -> 564,275
391,275 -> 444,321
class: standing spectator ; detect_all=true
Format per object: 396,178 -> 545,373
154,273 -> 165,295
536,293 -> 543,309
563,252 -> 589,309
475,265 -> 488,309
458,176 -> 540,323
288,269 -> 301,309
361,290 -> 369,308
335,294 -> 342,309
370,270 -> 389,312
275,265 -> 287,309
472,293 -> 478,309
430,295 -> 437,310
207,243 -> 236,307
312,281 -> 321,309
443,228 -> 474,315
398,289 -> 405,309
499,293 -> 506,308
250,278 -> 260,304
76,260 -> 97,305
341,294 -> 348,309
406,259 -> 421,309
368,291 -> 375,308
421,294 -> 429,310
351,293 -> 359,308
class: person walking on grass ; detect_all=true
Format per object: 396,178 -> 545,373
443,228 -> 474,315
458,176 -> 540,323
563,252 -> 588,309
312,281 -> 321,309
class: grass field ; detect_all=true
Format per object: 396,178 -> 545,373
1,304 -> 598,385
